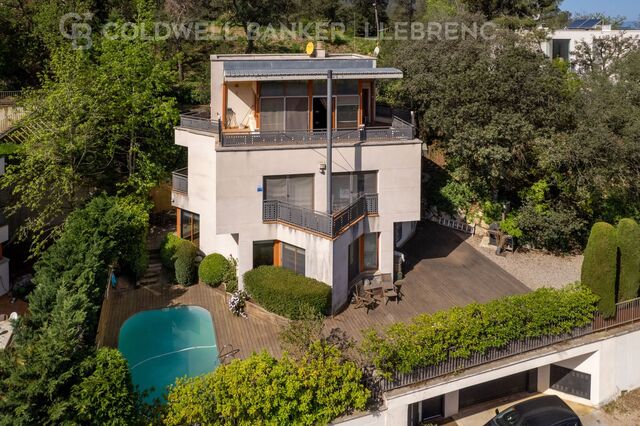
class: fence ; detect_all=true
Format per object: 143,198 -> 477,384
380,297 -> 640,392
172,168 -> 188,194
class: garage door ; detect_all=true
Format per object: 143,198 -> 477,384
459,369 -> 537,409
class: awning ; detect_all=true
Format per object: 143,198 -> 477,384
224,67 -> 403,82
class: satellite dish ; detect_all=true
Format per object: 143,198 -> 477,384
306,41 -> 315,56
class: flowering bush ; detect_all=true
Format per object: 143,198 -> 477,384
228,290 -> 248,318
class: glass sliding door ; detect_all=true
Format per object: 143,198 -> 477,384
261,98 -> 285,131
180,210 -> 200,247
363,233 -> 378,271
264,174 -> 314,210
331,171 -> 377,212
336,96 -> 359,129
260,82 -> 309,132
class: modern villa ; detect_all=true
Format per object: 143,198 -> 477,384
170,46 -> 422,311
542,19 -> 640,69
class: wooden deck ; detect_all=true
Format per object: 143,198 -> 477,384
326,222 -> 529,340
97,283 -> 283,359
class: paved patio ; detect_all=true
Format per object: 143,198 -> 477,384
326,221 -> 529,340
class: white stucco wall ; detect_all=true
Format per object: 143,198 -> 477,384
336,326 -> 640,426
226,82 -> 256,129
542,29 -> 640,64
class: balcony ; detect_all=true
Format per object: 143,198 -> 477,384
172,168 -> 188,194
263,193 -> 378,238
178,111 -> 415,148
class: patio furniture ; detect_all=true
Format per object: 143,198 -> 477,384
383,281 -> 403,304
363,276 -> 385,298
353,282 -> 378,313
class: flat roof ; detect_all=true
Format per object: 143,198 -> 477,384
211,52 -> 402,82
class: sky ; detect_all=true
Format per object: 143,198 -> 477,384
561,0 -> 639,20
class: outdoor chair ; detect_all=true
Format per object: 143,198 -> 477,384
352,282 -> 378,313
383,282 -> 403,305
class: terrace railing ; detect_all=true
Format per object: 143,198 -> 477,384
263,193 -> 379,238
380,297 -> 640,392
172,168 -> 188,194
178,111 -> 415,147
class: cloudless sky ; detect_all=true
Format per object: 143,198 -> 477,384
561,0 -> 639,20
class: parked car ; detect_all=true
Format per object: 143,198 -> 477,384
484,395 -> 582,426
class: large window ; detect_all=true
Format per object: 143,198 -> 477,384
348,232 -> 379,282
179,209 -> 200,247
282,242 -> 305,275
253,240 -> 274,268
260,82 -> 309,132
332,171 -> 377,211
552,39 -> 570,62
264,174 -> 314,210
336,96 -> 359,129
312,80 -> 360,130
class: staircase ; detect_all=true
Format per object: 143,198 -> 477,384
137,248 -> 162,287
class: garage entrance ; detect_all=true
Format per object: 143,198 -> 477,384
459,369 -> 538,409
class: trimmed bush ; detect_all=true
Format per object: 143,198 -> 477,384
160,232 -> 182,271
198,253 -> 229,287
582,222 -> 617,317
361,285 -> 599,374
174,240 -> 198,286
617,218 -> 640,302
244,266 -> 332,319
164,343 -> 369,426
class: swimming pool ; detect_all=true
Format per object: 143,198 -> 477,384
118,306 -> 219,402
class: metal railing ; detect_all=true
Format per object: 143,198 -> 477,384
178,110 -> 415,147
172,168 -> 188,194
379,297 -> 640,392
263,193 -> 379,238
0,91 -> 21,105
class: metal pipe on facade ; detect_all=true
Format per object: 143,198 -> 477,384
326,70 -> 333,215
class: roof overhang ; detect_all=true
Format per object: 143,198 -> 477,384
224,67 -> 403,82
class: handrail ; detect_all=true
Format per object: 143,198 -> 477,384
172,168 -> 188,194
380,296 -> 640,392
263,193 -> 379,238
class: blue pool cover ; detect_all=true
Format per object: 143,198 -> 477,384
118,305 -> 219,403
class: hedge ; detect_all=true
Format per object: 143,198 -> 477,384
244,266 -> 332,319
174,240 -> 198,286
198,253 -> 229,287
617,218 -> 640,302
164,343 -> 369,426
160,232 -> 182,271
361,285 -> 599,374
581,222 -> 617,317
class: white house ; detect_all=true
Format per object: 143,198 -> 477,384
171,47 -> 422,311
541,20 -> 640,68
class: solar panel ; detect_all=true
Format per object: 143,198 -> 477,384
567,18 -> 602,29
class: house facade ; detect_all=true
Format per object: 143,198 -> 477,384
541,21 -> 640,69
171,49 -> 422,311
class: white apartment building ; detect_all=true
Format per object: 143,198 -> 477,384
541,19 -> 640,69
171,48 -> 422,311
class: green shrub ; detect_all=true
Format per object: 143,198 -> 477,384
160,232 -> 182,271
198,253 -> 229,287
581,222 -> 617,317
361,285 -> 599,374
164,342 -> 369,426
174,240 -> 198,285
244,266 -> 332,319
617,218 -> 640,302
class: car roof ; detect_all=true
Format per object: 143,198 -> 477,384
514,396 -> 579,425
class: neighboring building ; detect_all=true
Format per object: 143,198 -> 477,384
0,155 -> 9,296
541,19 -> 640,69
171,47 -> 421,311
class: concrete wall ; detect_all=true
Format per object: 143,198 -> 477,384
336,326 -> 640,425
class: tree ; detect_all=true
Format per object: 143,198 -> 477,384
71,348 -> 139,425
572,34 -> 640,77
616,219 -> 640,302
581,222 -> 618,317
164,343 -> 370,425
1,7 -> 179,255
461,0 -> 561,20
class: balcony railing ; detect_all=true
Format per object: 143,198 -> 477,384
263,193 -> 379,238
172,168 -> 188,194
379,296 -> 640,393
178,111 -> 415,147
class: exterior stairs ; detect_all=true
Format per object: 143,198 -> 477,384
137,248 -> 162,287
